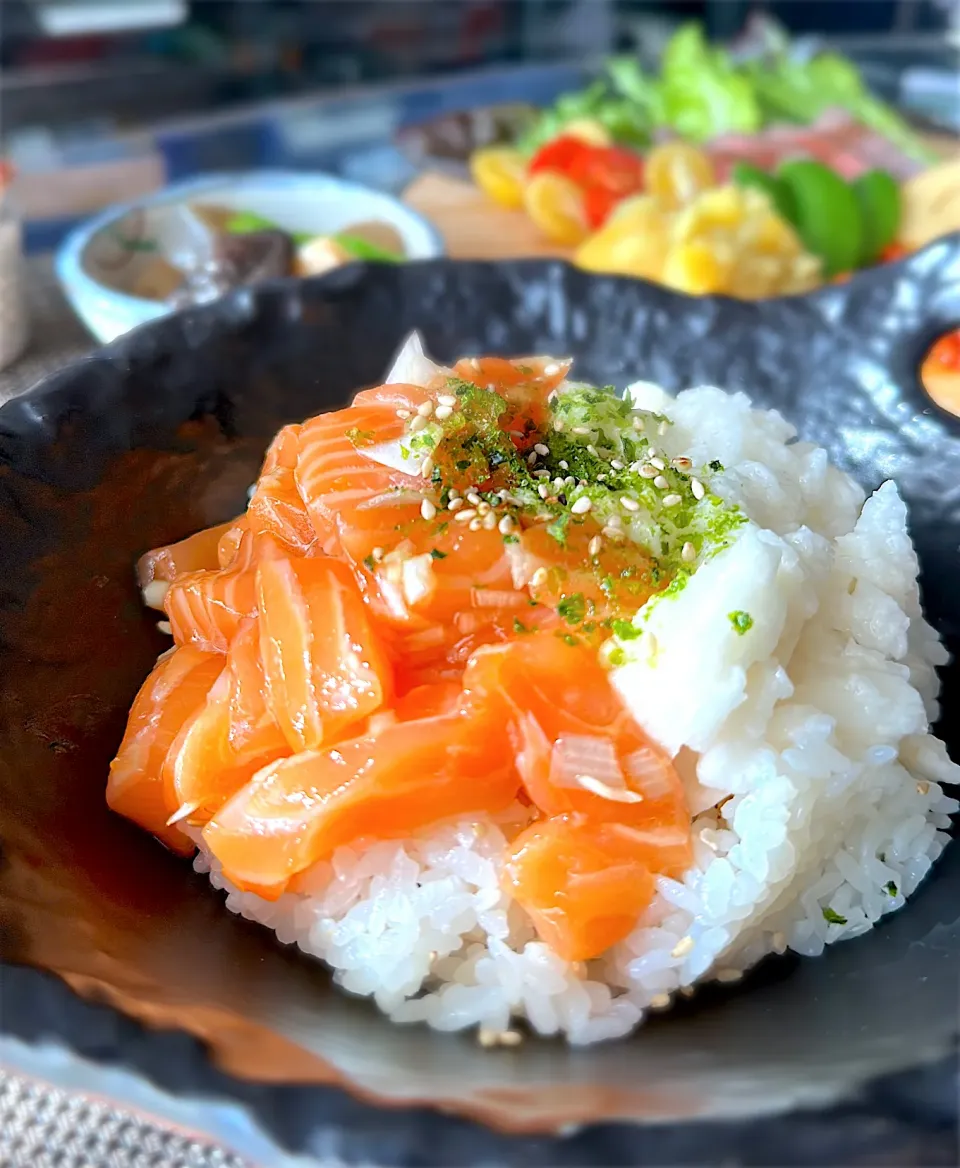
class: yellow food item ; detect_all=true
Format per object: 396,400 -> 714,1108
524,171 -> 589,246
561,118 -> 612,147
574,182 -> 821,299
645,142 -> 716,211
470,147 -> 527,210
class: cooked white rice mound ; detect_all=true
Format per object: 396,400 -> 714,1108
195,382 -> 958,1045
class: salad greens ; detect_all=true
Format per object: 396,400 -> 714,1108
224,210 -> 402,262
518,22 -> 935,162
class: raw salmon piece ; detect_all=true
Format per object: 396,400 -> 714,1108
203,702 -> 520,897
261,423 -> 302,475
295,399 -> 425,561
257,552 -> 392,752
137,520 -> 240,607
451,355 -> 571,445
464,634 -> 690,867
164,531 -> 284,653
163,619 -> 291,824
217,519 -> 248,569
107,645 -> 223,852
248,464 -> 318,555
504,815 -> 656,961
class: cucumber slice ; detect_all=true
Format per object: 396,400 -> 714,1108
332,232 -> 402,262
730,162 -> 796,224
777,160 -> 863,278
851,170 -> 901,266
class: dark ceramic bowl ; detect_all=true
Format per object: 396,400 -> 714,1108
2,239 -> 959,1166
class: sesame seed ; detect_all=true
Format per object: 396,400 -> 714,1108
653,475 -> 669,490
466,491 -> 482,505
681,541 -> 696,563
531,567 -> 548,587
587,444 -> 598,456
596,472 -> 607,481
565,476 -> 575,487
510,430 -> 525,439
671,935 -> 694,958
572,426 -> 591,435
527,450 -> 539,466
372,547 -> 384,562
476,501 -> 490,516
448,497 -> 464,511
588,535 -> 602,556
639,464 -> 658,479
559,460 -> 569,470
534,443 -> 549,456
649,457 -> 666,471
691,478 -> 705,500
409,415 -> 427,433
396,408 -> 411,419
650,993 -> 671,1009
658,420 -> 669,436
602,526 -> 625,541
605,513 -> 623,528
434,405 -> 453,421
157,620 -> 172,635
454,508 -> 477,523
716,968 -> 743,984
420,499 -> 437,521
632,417 -> 644,431
468,518 -> 482,532
420,457 -> 434,479
448,487 -> 460,499
570,496 -> 592,515
482,511 -> 498,530
662,493 -> 682,507
498,515 -> 514,535
554,420 -> 565,432
671,456 -> 692,471
417,401 -> 434,417
620,496 -> 640,512
610,459 -> 624,470
537,484 -> 550,499
437,393 -> 457,407
533,469 -> 551,479
553,477 -> 565,490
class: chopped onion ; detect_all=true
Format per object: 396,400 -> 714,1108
401,554 -> 436,607
604,822 -> 689,849
549,735 -> 643,803
470,588 -> 528,609
384,331 -> 447,388
624,747 -> 675,800
404,626 -> 447,651
142,580 -> 169,611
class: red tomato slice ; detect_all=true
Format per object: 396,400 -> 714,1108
583,185 -> 619,229
528,136 -> 590,178
568,146 -> 644,197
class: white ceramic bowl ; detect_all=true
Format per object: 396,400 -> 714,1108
55,171 -> 446,343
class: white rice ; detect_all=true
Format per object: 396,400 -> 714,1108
194,379 -> 958,1045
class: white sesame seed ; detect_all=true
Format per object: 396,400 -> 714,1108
716,968 -> 742,984
482,511 -> 498,530
620,496 -> 640,512
653,475 -> 669,490
417,400 -> 434,417
420,499 -> 437,521
570,496 -> 592,514
681,541 -> 696,562
650,993 -> 671,1009
534,443 -> 549,456
530,567 -> 548,587
396,408 -> 411,419
565,476 -> 575,487
157,620 -> 172,635
434,405 -> 453,421
559,460 -> 569,470
537,484 -> 550,499
437,393 -> 457,407
533,469 -> 551,479
527,450 -> 539,465
671,935 -> 694,959
670,456 -> 692,471
572,426 -> 590,436
639,464 -> 659,479
553,420 -> 564,432
454,508 -> 476,522
553,477 -> 565,490
629,461 -> 643,473
420,457 -> 434,479
586,444 -> 598,456
605,513 -> 623,528
448,497 -> 464,511
690,478 -> 705,500
448,486 -> 460,499
602,526 -> 625,541
658,421 -> 669,436
649,456 -> 666,471
498,515 -> 514,535
510,430 -> 525,439
409,415 -> 427,433
372,547 -> 384,562
610,459 -> 624,470
662,493 -> 682,507
596,472 -> 607,481
466,491 -> 482,505
468,517 -> 482,531
476,501 -> 490,516
588,535 -> 602,556
632,417 -> 644,431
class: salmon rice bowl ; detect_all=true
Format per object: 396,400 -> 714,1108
109,332 -> 958,1046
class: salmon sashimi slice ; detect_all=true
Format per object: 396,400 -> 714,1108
503,816 -> 656,962
261,423 -> 302,475
163,619 -> 291,825
464,635 -> 691,868
164,531 -> 284,653
451,356 -> 571,446
248,464 -> 319,555
257,552 -> 393,752
202,702 -> 521,897
137,521 -> 240,609
107,645 -> 224,852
